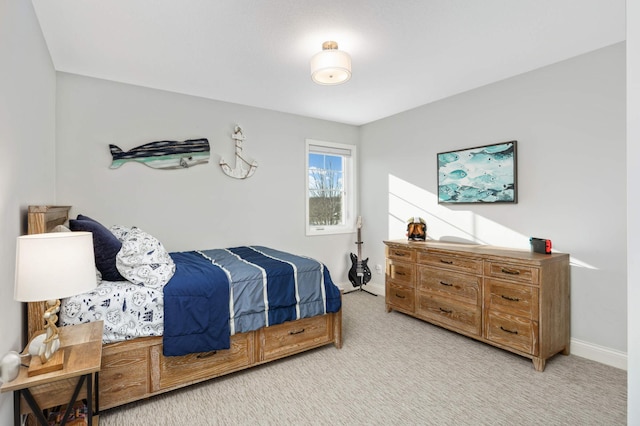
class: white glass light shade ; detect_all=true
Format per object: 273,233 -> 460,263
310,41 -> 352,85
14,232 -> 97,302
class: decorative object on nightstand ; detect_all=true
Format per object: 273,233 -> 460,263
0,351 -> 22,383
1,321 -> 104,426
14,231 -> 97,376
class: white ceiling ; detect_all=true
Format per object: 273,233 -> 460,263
31,0 -> 625,126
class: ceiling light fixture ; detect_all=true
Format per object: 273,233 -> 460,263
310,41 -> 351,85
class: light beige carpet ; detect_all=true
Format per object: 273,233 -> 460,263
100,291 -> 627,425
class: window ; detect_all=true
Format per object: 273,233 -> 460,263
305,139 -> 357,236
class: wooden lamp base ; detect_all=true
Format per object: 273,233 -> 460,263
28,349 -> 64,377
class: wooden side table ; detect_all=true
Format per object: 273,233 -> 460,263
1,321 -> 103,426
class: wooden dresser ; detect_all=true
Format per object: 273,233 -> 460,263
384,240 -> 570,371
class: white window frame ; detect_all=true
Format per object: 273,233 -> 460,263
305,139 -> 357,236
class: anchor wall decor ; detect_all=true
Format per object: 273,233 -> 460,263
220,125 -> 258,179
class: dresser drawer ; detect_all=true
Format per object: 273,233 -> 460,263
485,310 -> 539,356
484,261 -> 539,284
417,266 -> 480,304
155,332 -> 252,390
386,245 -> 416,262
386,280 -> 415,311
259,315 -> 332,362
416,293 -> 481,336
417,252 -> 483,275
386,259 -> 415,286
485,279 -> 539,320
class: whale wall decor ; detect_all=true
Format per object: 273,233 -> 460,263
109,138 -> 210,170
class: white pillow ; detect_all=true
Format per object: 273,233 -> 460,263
109,224 -> 131,241
114,227 -> 175,289
52,224 -> 72,233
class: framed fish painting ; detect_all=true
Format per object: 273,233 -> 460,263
437,141 -> 517,204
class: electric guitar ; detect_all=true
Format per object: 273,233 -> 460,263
348,216 -> 372,288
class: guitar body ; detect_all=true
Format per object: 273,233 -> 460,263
348,216 -> 372,288
349,252 -> 372,287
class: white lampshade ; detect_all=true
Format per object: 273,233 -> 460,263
310,41 -> 352,85
15,232 -> 97,302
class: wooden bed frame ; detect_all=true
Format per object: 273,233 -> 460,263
25,206 -> 343,410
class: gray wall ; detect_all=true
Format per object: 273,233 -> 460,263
55,73 -> 359,284
360,43 -> 627,357
0,0 -> 57,423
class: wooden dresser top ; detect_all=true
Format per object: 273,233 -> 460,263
384,239 -> 569,264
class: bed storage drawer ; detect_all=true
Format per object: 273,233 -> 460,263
259,315 -> 331,362
101,339 -> 154,410
154,332 -> 253,391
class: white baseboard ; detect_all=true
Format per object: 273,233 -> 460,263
570,338 -> 627,370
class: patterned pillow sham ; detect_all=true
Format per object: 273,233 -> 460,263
113,226 -> 175,289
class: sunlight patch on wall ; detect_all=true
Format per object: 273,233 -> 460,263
388,174 -> 527,247
388,174 -> 596,269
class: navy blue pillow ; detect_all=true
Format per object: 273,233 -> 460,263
69,216 -> 125,281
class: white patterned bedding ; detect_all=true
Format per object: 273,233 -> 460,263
60,280 -> 164,344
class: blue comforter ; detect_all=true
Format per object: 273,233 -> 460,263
163,246 -> 342,356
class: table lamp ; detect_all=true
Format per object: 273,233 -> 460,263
14,231 -> 97,376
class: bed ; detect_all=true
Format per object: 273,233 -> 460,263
25,205 -> 343,410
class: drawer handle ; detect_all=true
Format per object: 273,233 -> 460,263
395,293 -> 406,299
439,281 -> 453,287
439,307 -> 452,314
440,259 -> 454,265
396,271 -> 406,276
500,267 -> 520,275
501,295 -> 520,302
500,326 -> 518,335
289,328 -> 305,335
394,251 -> 407,257
197,350 -> 218,359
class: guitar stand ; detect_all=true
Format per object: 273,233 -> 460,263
344,284 -> 377,296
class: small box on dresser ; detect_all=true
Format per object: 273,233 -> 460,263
384,240 -> 570,371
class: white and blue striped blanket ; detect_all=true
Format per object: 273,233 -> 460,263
163,246 -> 342,356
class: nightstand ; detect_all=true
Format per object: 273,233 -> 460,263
1,321 -> 103,426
